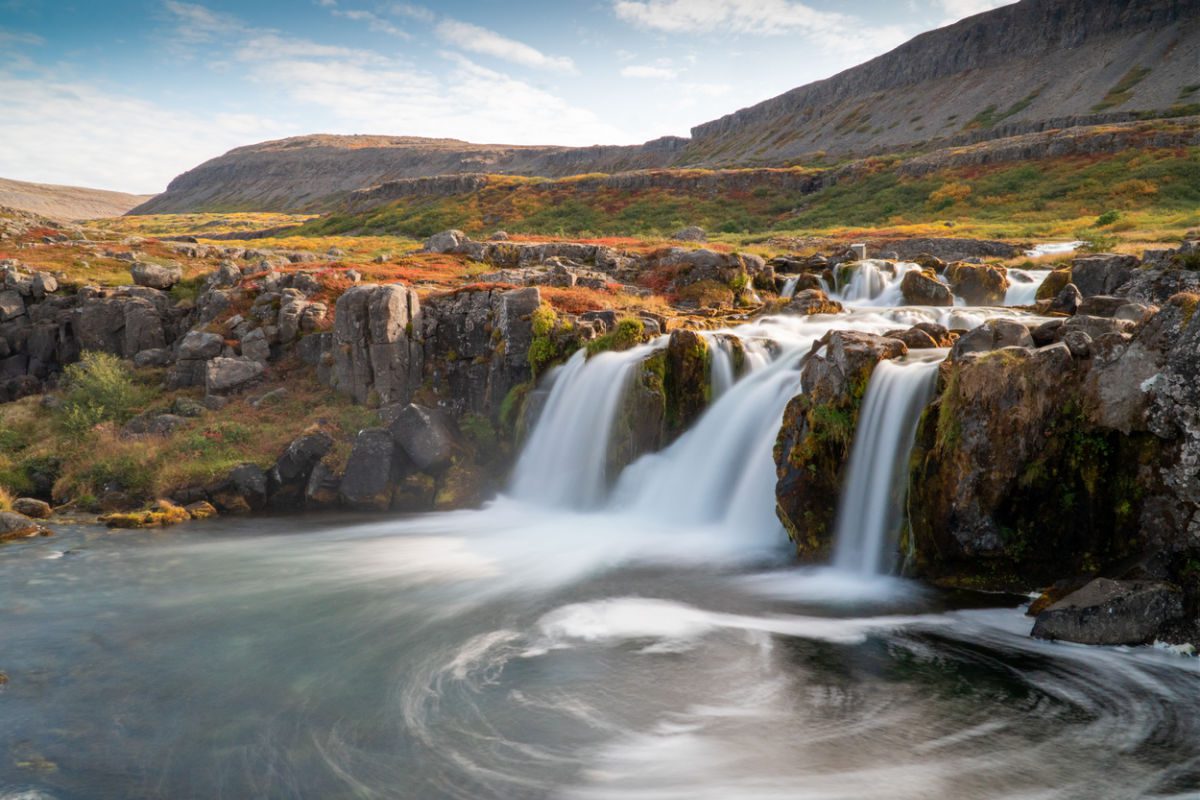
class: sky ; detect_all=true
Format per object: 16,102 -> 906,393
0,0 -> 1016,194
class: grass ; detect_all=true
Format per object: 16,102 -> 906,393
1092,66 -> 1152,112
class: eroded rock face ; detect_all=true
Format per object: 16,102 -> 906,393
332,284 -> 422,406
1031,578 -> 1184,645
774,331 -> 907,557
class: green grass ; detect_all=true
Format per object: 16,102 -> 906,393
1093,66 -> 1152,112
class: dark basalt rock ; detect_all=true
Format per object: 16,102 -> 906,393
1031,578 -> 1184,645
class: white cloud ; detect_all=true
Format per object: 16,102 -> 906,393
434,19 -> 576,73
0,28 -> 43,46
621,64 -> 678,79
388,2 -> 435,23
162,0 -> 242,42
612,0 -> 851,36
935,0 -> 1017,23
332,9 -> 410,38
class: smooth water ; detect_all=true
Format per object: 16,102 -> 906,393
832,357 -> 942,575
2,517 -> 1197,799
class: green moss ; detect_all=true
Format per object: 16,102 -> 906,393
585,318 -> 647,357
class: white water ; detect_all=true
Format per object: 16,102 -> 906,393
832,357 -> 943,575
825,259 -> 928,306
1004,268 -> 1050,306
780,275 -> 801,299
1025,241 -> 1083,258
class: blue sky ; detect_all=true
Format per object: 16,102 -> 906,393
0,0 -> 1015,193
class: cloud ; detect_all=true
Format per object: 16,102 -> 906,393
620,64 -> 678,79
331,8 -> 410,38
0,28 -> 43,46
935,0 -> 1017,21
612,0 -> 851,36
388,2 -> 435,23
162,0 -> 243,41
434,19 -> 576,72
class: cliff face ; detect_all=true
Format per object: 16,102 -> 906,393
131,0 -> 1200,214
685,0 -> 1200,164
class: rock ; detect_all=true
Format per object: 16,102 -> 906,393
122,413 -> 187,437
101,499 -> 191,528
185,500 -> 218,520
1049,283 -> 1083,315
1036,268 -> 1073,301
389,404 -> 455,473
1077,295 -> 1130,317
1114,302 -> 1156,323
240,327 -> 271,362
488,231 -> 509,241
1070,254 -> 1137,297
12,498 -> 51,519
1031,579 -> 1184,645
205,357 -> 264,396
911,322 -> 954,347
209,463 -> 268,513
1062,329 -> 1092,358
0,511 -> 50,542
339,428 -> 407,510
31,273 -> 57,298
178,331 -> 224,361
331,284 -> 422,406
671,226 -> 707,242
946,263 -> 1009,305
783,289 -> 843,316
913,253 -> 945,271
171,397 -> 205,417
268,430 -> 334,506
949,318 -> 1034,359
304,462 -> 341,508
133,348 -> 172,368
423,229 -> 468,254
890,327 -> 940,349
0,290 -> 25,322
130,262 -> 183,290
900,269 -> 953,306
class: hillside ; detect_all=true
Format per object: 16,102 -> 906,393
0,177 -> 153,220
684,0 -> 1200,165
131,0 -> 1200,215
130,135 -> 686,215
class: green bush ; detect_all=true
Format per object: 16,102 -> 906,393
1094,210 -> 1121,227
58,352 -> 154,435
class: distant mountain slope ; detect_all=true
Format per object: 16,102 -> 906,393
130,135 -> 687,215
0,177 -> 153,220
131,0 -> 1200,215
683,0 -> 1200,165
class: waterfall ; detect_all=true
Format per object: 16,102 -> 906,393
510,342 -> 662,508
831,358 -> 942,575
827,260 -> 928,306
1004,268 -> 1050,306
780,276 -> 801,300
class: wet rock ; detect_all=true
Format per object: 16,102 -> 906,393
1048,283 -> 1082,315
665,329 -> 711,436
339,428 -> 408,510
911,322 -> 954,347
0,511 -> 51,541
949,318 -> 1033,359
204,357 -> 264,396
389,404 -> 455,473
12,498 -> 51,519
900,269 -> 952,306
782,289 -> 843,316
890,327 -> 940,349
946,263 -> 1009,306
1036,268 -> 1073,302
209,463 -> 268,513
305,462 -> 341,508
1031,578 -> 1184,645
130,262 -> 182,290
1070,254 -> 1137,297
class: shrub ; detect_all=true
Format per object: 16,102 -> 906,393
0,486 -> 13,511
1094,210 -> 1121,227
58,352 -> 154,435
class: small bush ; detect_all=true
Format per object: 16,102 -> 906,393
0,486 -> 13,511
57,352 -> 154,435
1094,210 -> 1121,227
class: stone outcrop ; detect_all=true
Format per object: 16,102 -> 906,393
331,284 -> 422,406
1031,578 -> 1184,645
774,331 -> 907,556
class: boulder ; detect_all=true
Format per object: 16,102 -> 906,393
423,229 -> 467,254
304,462 -> 341,508
889,327 -> 940,350
272,430 -> 334,486
900,269 -> 952,306
0,290 -> 25,322
241,328 -> 270,363
664,329 -> 711,436
1070,254 -> 1137,297
949,318 -> 1034,359
1077,295 -> 1130,318
31,273 -> 57,298
339,428 -> 406,510
1036,268 -> 1073,301
1031,578 -> 1184,645
122,413 -> 187,437
12,498 -> 51,519
389,404 -> 455,473
209,463 -> 268,513
782,289 -> 843,316
671,226 -> 707,242
130,262 -> 183,290
204,357 -> 264,396
178,331 -> 224,361
0,510 -> 50,542
133,348 -> 172,368
946,263 -> 1009,306
1048,284 -> 1082,316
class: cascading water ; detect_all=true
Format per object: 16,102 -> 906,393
826,259 -> 931,306
511,341 -> 663,508
831,357 -> 942,575
780,275 -> 801,299
1005,268 -> 1050,306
